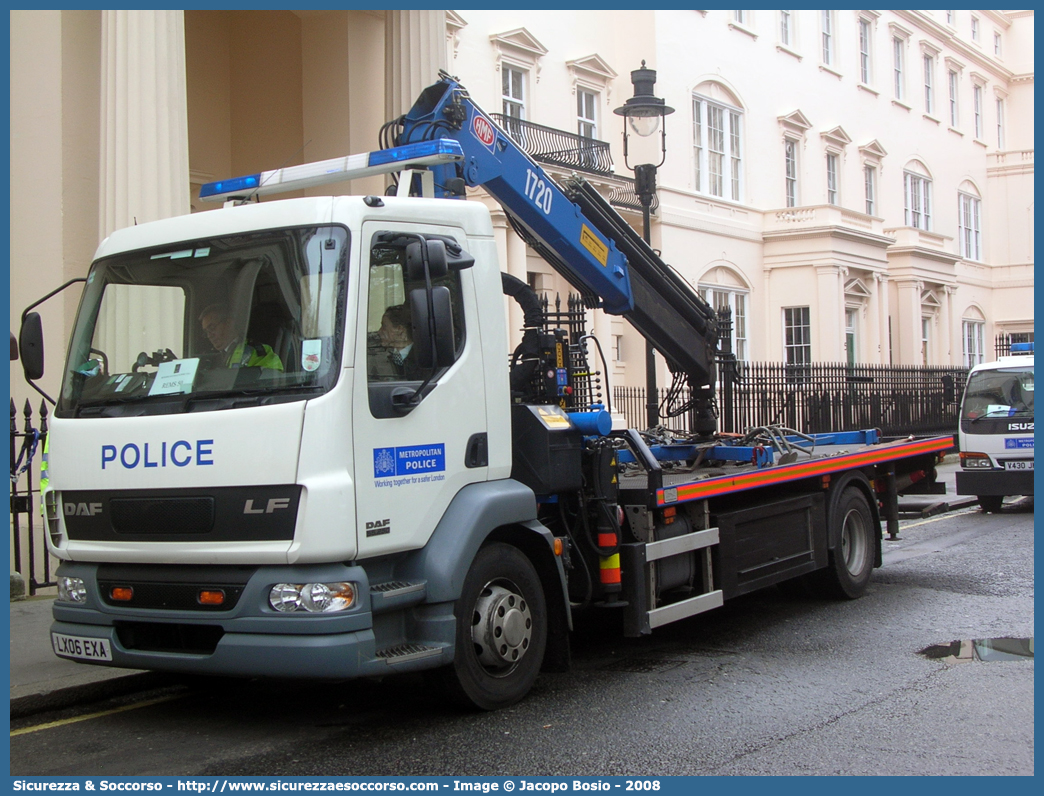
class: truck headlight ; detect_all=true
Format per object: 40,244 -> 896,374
269,582 -> 356,613
960,452 -> 994,469
57,577 -> 88,604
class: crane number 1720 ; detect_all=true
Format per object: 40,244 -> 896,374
524,169 -> 553,215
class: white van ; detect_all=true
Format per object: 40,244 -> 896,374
956,343 -> 1034,512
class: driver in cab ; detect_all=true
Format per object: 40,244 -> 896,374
199,303 -> 283,371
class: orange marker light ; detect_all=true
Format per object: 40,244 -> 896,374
553,537 -> 564,556
110,587 -> 133,602
198,590 -> 226,606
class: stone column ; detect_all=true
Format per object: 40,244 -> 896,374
505,226 -> 528,352
894,279 -> 924,365
99,10 -> 190,237
942,285 -> 957,366
385,10 -> 447,120
815,264 -> 844,361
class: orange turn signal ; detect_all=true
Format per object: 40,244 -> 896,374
110,587 -> 133,602
198,589 -> 226,606
553,537 -> 564,556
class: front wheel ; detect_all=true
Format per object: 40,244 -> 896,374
977,495 -> 1004,513
808,487 -> 876,600
439,542 -> 547,711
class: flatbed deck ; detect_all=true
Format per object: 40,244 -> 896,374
618,435 -> 953,507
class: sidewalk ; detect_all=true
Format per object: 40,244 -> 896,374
7,456 -> 970,716
9,595 -> 162,717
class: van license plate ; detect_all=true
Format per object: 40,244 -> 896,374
1004,460 -> 1033,471
52,632 -> 112,661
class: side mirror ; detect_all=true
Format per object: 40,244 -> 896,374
410,286 -> 454,368
406,239 -> 449,280
11,332 -> 18,361
19,312 -> 45,381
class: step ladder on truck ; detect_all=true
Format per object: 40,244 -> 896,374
18,73 -> 952,710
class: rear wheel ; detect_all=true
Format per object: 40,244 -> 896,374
809,487 -> 876,600
439,542 -> 547,711
977,495 -> 1004,513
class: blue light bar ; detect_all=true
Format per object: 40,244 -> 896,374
368,139 -> 464,168
199,173 -> 262,200
1010,342 -> 1034,354
198,139 -> 465,203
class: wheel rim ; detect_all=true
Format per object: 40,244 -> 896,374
471,580 -> 533,677
839,506 -> 869,576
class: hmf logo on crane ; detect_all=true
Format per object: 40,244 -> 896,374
472,113 -> 496,150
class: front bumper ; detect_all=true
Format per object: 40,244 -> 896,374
956,469 -> 1034,497
51,561 -> 396,679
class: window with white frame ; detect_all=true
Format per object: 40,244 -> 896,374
733,11 -> 746,25
959,191 -> 982,260
864,164 -> 876,215
948,70 -> 959,126
699,285 -> 749,360
577,88 -> 597,139
502,66 -> 526,120
946,10 -> 954,26
779,10 -> 792,46
994,32 -> 1002,56
821,11 -> 834,65
784,138 -> 798,207
783,307 -> 812,365
971,16 -> 980,41
996,97 -> 1005,148
973,83 -> 983,138
963,319 -> 985,367
845,308 -> 858,366
693,93 -> 743,202
893,37 -> 905,100
612,334 -> 623,363
921,317 -> 931,366
858,18 -> 872,84
826,152 -> 839,205
904,169 -> 932,230
923,53 -> 935,114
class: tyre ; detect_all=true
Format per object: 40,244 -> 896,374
977,495 -> 1004,513
808,486 -> 876,600
439,542 -> 547,711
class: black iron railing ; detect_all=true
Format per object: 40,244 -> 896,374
615,361 -> 969,438
486,113 -> 656,214
10,398 -> 54,597
995,332 -> 1034,358
490,113 -> 614,176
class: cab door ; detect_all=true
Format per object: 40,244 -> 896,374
352,222 -> 488,558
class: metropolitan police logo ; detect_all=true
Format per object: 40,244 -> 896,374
373,448 -> 396,478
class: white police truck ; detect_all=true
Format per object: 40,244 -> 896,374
20,75 -> 952,710
956,343 -> 1034,512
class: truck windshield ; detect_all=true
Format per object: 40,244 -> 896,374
961,365 -> 1034,421
58,225 -> 348,417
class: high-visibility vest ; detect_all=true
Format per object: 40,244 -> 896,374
229,341 -> 283,371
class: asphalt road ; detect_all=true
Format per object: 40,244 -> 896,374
10,500 -> 1034,777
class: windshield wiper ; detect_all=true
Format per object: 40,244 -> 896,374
970,408 -> 1033,422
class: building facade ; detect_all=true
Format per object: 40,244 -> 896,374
9,10 -> 1034,408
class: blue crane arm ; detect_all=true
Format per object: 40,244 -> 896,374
398,78 -> 634,315
397,76 -> 720,424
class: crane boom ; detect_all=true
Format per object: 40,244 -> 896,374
396,75 -> 719,431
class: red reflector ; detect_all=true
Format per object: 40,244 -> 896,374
597,533 -> 617,548
663,506 -> 676,518
198,590 -> 226,606
110,587 -> 133,602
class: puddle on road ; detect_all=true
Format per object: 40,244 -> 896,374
919,637 -> 1034,663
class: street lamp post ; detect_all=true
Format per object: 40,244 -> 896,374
614,61 -> 674,429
